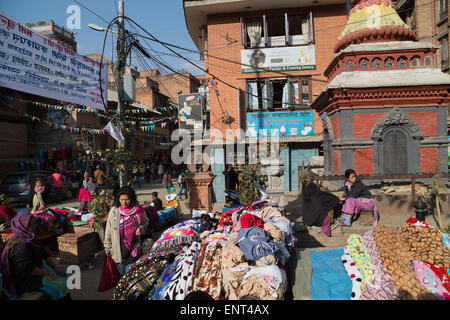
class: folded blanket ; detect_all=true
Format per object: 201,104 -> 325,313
310,248 -> 352,300
373,224 -> 441,300
360,231 -> 401,300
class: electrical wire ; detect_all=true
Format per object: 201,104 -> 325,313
72,0 -> 109,24
123,16 -> 311,108
97,0 -> 438,112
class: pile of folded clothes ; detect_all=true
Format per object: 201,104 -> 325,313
308,216 -> 450,300
111,200 -> 294,300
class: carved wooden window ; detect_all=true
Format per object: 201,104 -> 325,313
424,56 -> 433,67
372,58 -> 381,69
359,58 -> 369,70
398,57 -> 407,68
384,57 -> 394,68
410,56 -> 420,67
348,60 -> 354,71
439,35 -> 449,67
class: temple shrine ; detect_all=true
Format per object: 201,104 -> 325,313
311,0 -> 450,176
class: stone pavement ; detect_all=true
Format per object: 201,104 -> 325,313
47,184 -> 428,300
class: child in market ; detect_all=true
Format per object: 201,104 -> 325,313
150,192 -> 163,212
339,169 -> 376,227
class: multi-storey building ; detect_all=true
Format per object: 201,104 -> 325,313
183,0 -> 349,198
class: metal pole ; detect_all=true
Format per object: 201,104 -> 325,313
117,0 -> 127,187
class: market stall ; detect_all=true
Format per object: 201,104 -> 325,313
110,200 -> 294,300
293,217 -> 450,300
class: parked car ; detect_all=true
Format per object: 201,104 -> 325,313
0,170 -> 52,207
0,170 -> 74,207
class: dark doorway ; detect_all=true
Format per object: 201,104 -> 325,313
382,129 -> 408,174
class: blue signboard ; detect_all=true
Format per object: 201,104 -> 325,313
246,110 -> 314,138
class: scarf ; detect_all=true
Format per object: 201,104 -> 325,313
119,205 -> 144,259
0,210 -> 36,295
78,187 -> 93,204
345,181 -> 353,191
119,204 -> 142,217
35,185 -> 45,194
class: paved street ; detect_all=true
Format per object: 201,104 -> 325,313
43,180 -> 190,300
44,181 -> 421,300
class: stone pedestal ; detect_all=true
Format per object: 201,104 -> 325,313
185,172 -> 215,212
57,230 -> 101,265
261,159 -> 285,210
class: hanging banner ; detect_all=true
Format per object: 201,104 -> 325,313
0,12 -> 108,110
177,93 -> 203,134
104,121 -> 124,143
241,45 -> 316,73
246,110 -> 314,138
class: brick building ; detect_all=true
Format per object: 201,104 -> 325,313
139,69 -> 201,104
311,0 -> 450,176
183,0 -> 349,197
395,0 -> 450,167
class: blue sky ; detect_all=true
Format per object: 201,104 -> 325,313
0,0 -> 204,75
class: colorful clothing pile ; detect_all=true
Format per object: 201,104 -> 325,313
340,217 -> 450,300
111,201 -> 293,300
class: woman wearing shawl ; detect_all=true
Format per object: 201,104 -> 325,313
104,186 -> 149,275
78,187 -> 93,212
0,210 -> 70,299
300,178 -> 341,237
26,177 -> 50,213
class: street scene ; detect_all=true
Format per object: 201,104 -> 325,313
0,0 -> 449,305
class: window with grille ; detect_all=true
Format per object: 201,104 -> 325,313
241,12 -> 314,48
246,77 -> 311,111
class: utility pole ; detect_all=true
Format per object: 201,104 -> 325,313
116,0 -> 127,187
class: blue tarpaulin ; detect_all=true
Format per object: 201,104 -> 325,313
310,248 -> 352,300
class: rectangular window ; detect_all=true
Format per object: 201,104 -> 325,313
245,18 -> 263,47
241,12 -> 313,48
439,0 -> 448,17
266,15 -> 285,47
247,77 -> 311,111
440,35 -> 449,67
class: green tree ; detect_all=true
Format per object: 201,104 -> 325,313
238,163 -> 262,205
104,147 -> 140,186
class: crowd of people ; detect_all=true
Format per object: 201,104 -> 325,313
0,184 -> 164,300
0,164 -> 385,300
15,146 -> 191,214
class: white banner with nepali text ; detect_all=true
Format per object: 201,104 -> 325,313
0,12 -> 108,110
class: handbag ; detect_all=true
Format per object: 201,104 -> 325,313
98,253 -> 122,292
